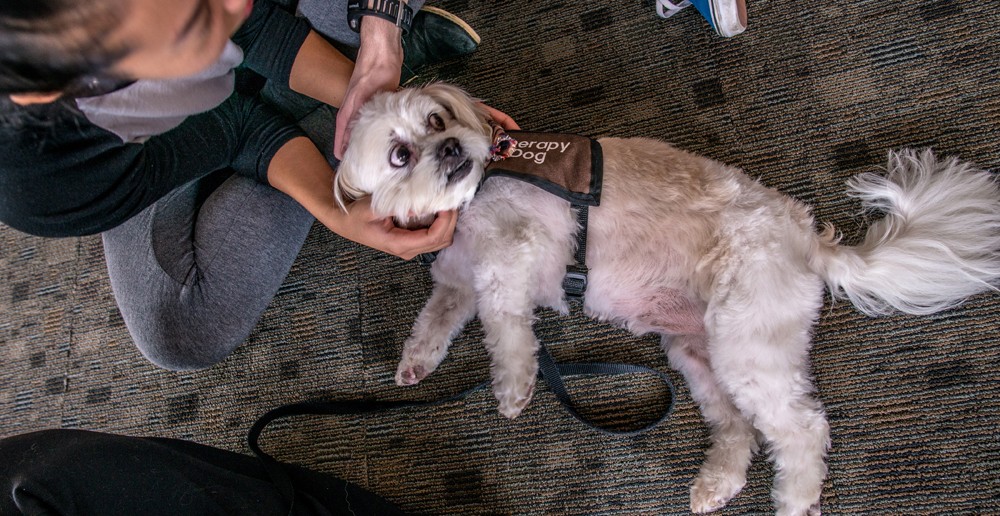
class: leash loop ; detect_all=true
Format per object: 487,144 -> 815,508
248,346 -> 675,514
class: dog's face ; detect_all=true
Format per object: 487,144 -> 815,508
336,83 -> 493,225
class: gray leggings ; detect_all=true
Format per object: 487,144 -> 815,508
102,173 -> 314,370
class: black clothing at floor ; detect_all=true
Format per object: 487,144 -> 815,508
0,429 -> 405,516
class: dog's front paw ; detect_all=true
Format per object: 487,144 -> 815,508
395,362 -> 430,386
776,502 -> 821,516
394,336 -> 449,386
493,374 -> 536,419
690,472 -> 745,514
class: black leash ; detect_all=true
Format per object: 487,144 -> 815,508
248,343 -> 674,514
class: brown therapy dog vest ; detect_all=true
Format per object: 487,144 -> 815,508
483,130 -> 603,207
480,129 -> 603,301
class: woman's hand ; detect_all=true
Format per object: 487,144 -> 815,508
328,198 -> 458,260
479,103 -> 521,131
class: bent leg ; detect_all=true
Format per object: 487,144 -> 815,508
396,282 -> 478,386
665,334 -> 759,514
103,172 -> 313,370
705,264 -> 830,516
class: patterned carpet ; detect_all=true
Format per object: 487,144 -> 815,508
2,0 -> 999,514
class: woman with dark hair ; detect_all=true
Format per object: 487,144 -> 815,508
0,0 -> 494,370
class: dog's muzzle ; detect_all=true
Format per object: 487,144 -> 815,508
439,137 -> 474,183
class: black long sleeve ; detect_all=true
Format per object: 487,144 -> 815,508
0,94 -> 304,238
0,0 -> 313,238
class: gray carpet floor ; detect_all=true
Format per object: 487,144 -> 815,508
2,0 -> 999,514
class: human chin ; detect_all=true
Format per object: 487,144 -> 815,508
113,47 -> 221,80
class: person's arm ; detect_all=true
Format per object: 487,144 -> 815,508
232,1 -> 355,106
233,0 -> 370,111
231,0 -> 312,84
232,0 -> 401,156
286,32 -> 355,108
333,15 -> 404,159
0,95 -> 298,237
0,95 -> 456,257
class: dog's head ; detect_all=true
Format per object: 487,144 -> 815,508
335,83 -> 493,226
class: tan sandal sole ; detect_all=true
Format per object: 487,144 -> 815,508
420,6 -> 482,45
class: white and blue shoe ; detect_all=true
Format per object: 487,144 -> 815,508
656,0 -> 748,38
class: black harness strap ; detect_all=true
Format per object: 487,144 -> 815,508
562,205 -> 589,302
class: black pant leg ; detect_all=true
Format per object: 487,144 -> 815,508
0,429 -> 405,516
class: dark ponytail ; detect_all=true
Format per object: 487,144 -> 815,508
0,0 -> 128,95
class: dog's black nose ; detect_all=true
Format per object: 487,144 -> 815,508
437,138 -> 462,159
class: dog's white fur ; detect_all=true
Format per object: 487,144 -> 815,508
336,83 -> 1000,515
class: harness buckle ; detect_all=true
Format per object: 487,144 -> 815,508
416,251 -> 438,266
562,265 -> 588,302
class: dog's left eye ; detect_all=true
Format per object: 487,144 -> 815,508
389,144 -> 411,167
427,113 -> 445,132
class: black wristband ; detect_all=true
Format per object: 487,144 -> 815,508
347,0 -> 414,34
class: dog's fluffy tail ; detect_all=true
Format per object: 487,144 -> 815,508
813,149 -> 1000,316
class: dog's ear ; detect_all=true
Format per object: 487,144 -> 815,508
420,82 -> 491,135
333,160 -> 364,212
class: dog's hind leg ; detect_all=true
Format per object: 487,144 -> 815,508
718,358 -> 828,516
705,269 -> 829,516
396,282 -> 477,386
665,334 -> 759,514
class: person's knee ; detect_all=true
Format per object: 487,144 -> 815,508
137,337 -> 236,371
131,321 -> 241,371
141,345 -> 230,371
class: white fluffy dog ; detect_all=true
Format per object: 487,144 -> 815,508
335,83 -> 1000,515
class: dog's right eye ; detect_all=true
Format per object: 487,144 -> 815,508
389,144 -> 411,167
428,113 -> 445,132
